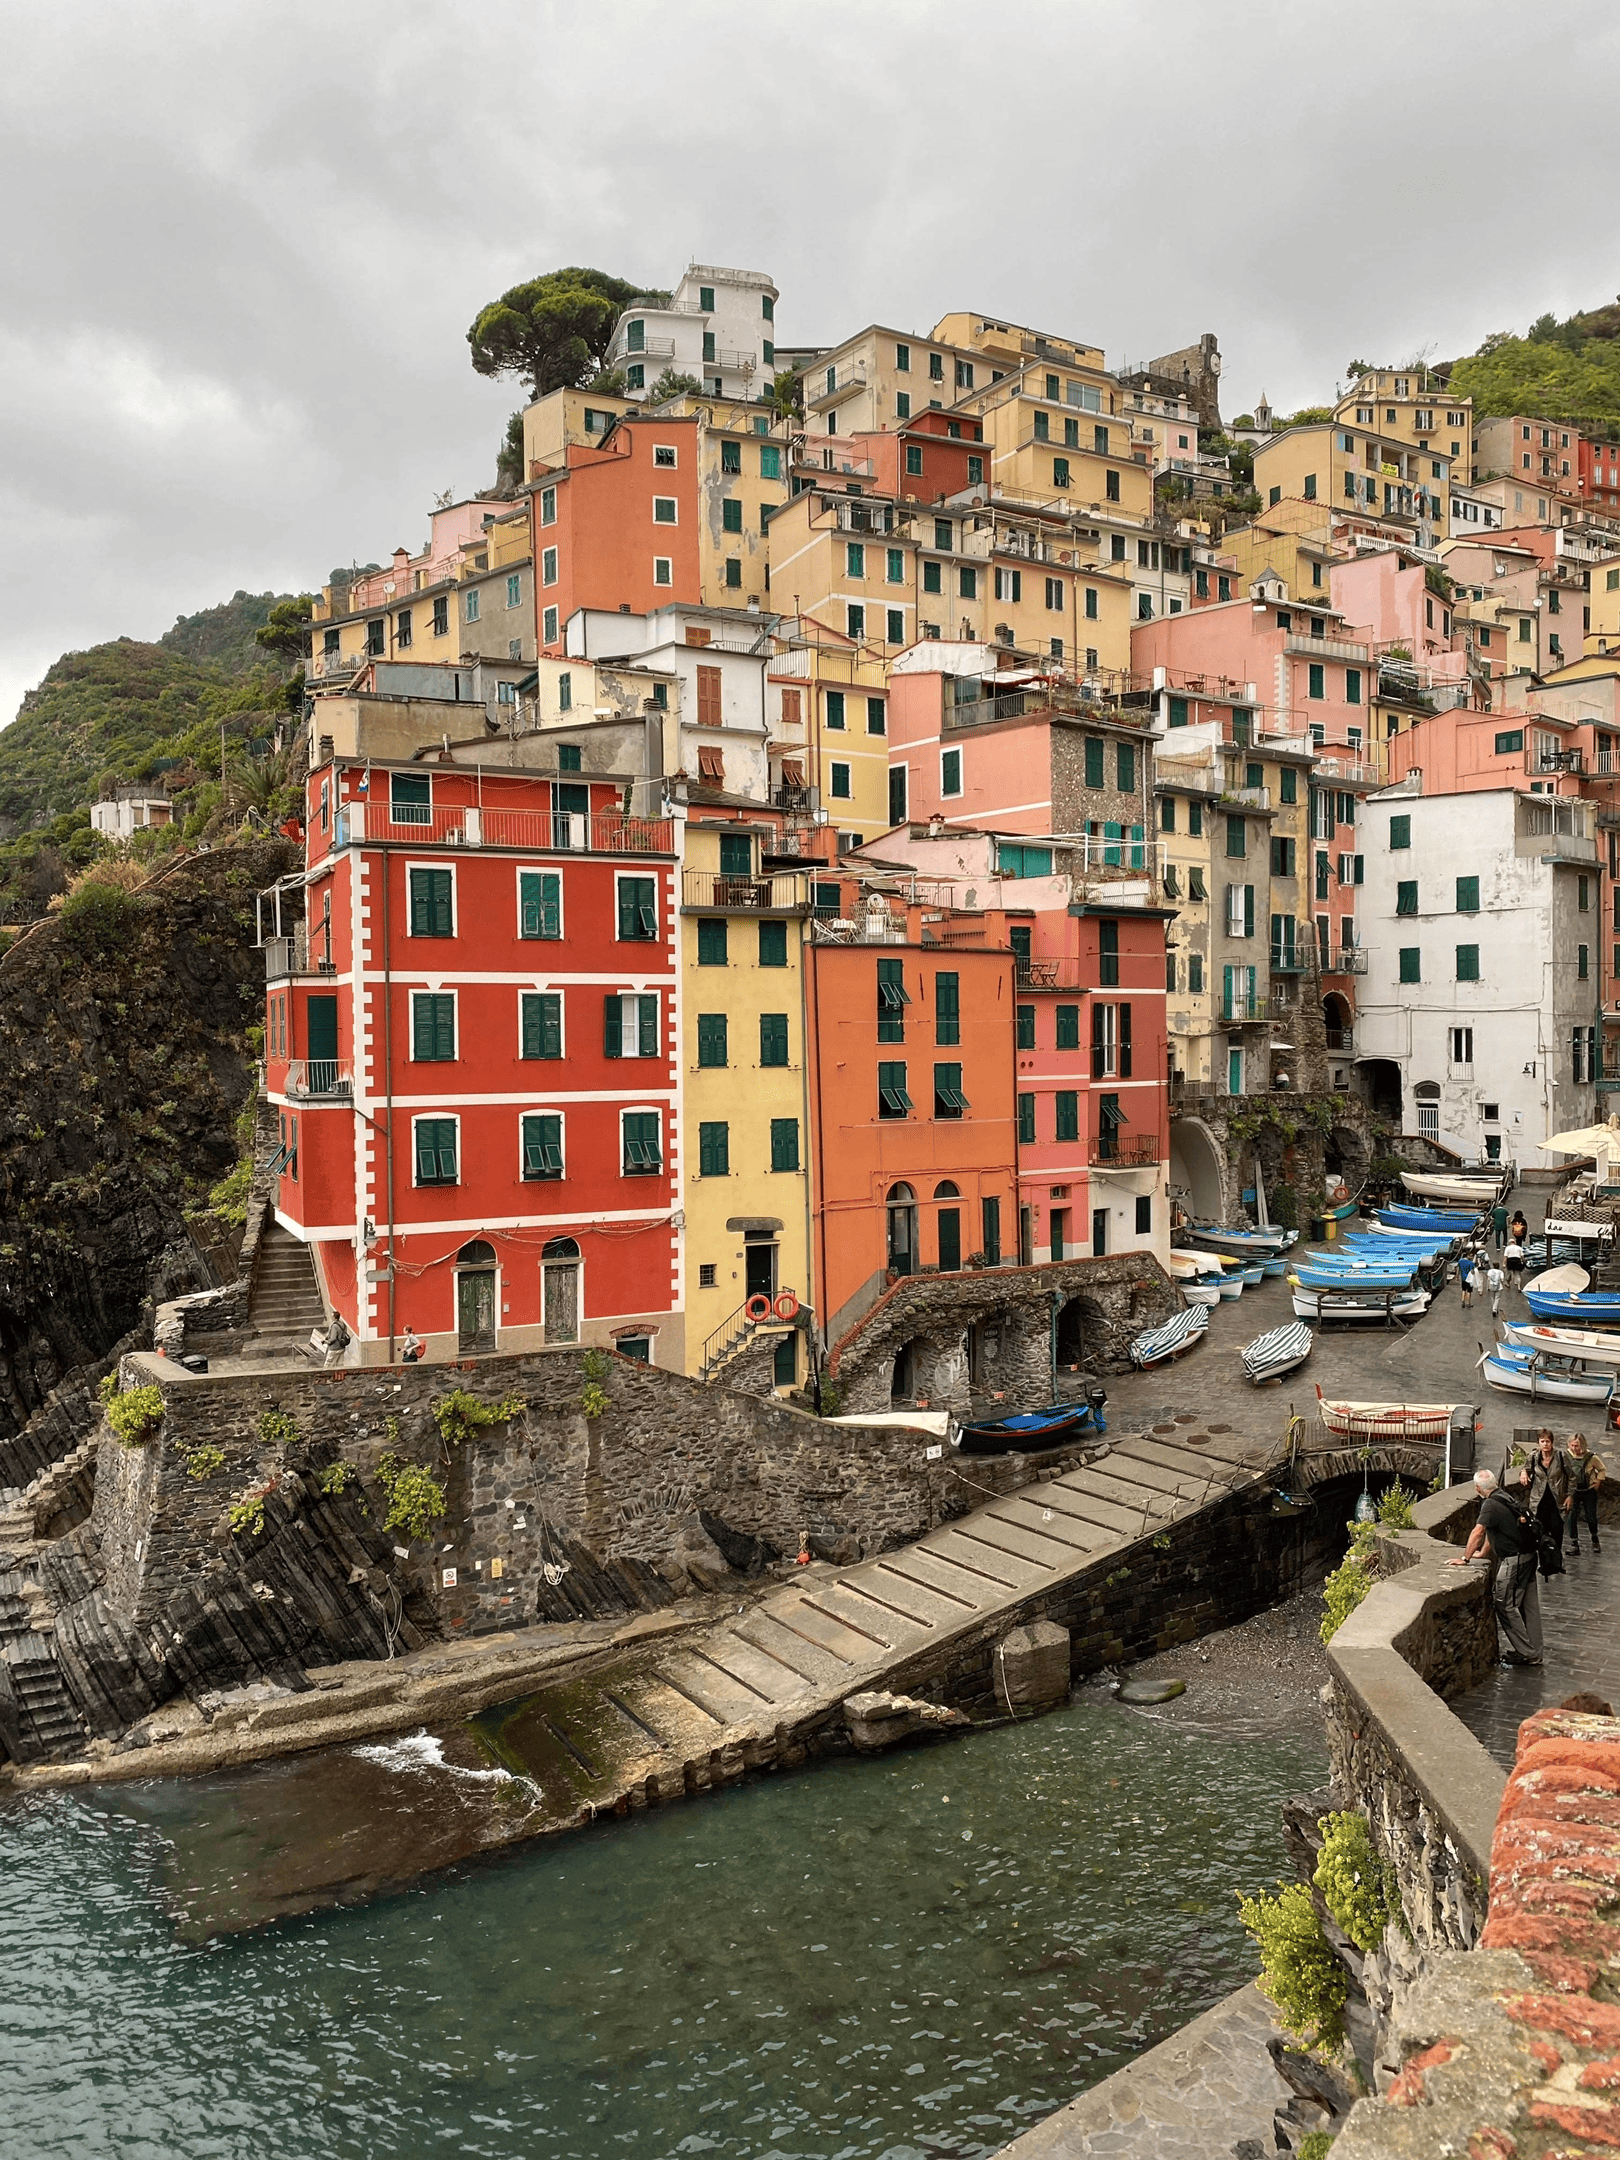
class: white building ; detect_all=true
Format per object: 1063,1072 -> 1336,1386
566,603 -> 773,802
90,795 -> 173,840
1356,784 -> 1601,1162
607,264 -> 779,405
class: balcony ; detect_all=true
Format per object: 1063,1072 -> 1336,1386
1284,633 -> 1371,664
1325,1027 -> 1355,1052
335,801 -> 674,856
283,1058 -> 353,1102
807,363 -> 868,410
1218,997 -> 1269,1026
1327,947 -> 1368,975
1269,950 -> 1306,975
308,649 -> 367,682
682,870 -> 811,914
1222,784 -> 1272,810
1015,956 -> 1085,990
1089,1136 -> 1163,1167
618,334 -> 677,362
263,930 -> 337,983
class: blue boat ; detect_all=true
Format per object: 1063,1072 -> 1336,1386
1294,1264 -> 1415,1291
1377,1205 -> 1475,1236
958,1400 -> 1105,1456
1192,1223 -> 1289,1258
1341,1238 -> 1446,1266
1524,1289 -> 1620,1326
1259,1257 -> 1290,1278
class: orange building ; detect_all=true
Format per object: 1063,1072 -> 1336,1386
803,899 -> 1018,1343
855,409 -> 989,505
529,415 -> 702,650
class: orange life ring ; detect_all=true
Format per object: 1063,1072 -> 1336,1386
745,1294 -> 772,1322
773,1292 -> 800,1321
1331,1183 -> 1349,1203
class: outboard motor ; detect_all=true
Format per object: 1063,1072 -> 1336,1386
1086,1383 -> 1108,1434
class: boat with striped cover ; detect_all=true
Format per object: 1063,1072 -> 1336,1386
1128,1304 -> 1210,1368
1241,1320 -> 1313,1384
1314,1386 -> 1458,1440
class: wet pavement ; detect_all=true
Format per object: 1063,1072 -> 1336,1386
1452,1545 -> 1620,1767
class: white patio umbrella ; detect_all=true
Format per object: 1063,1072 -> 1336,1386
1540,1115 -> 1620,1168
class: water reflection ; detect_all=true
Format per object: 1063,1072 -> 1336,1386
3,1698 -> 1324,2160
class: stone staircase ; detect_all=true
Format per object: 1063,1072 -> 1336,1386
0,1433 -> 100,1547
248,1222 -> 326,1340
0,1568 -> 86,1761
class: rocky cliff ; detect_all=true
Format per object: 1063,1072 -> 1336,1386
0,837 -> 294,1442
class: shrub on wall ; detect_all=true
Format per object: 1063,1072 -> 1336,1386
104,1383 -> 165,1447
1237,1880 -> 1345,2053
1320,1520 -> 1382,1643
376,1452 -> 446,1540
433,1388 -> 523,1451
1314,1811 -> 1392,1952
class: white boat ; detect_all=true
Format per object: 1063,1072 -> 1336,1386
1129,1305 -> 1210,1368
1399,1173 -> 1499,1205
1315,1386 -> 1458,1440
1522,1264 -> 1589,1295
1501,1319 -> 1620,1367
1191,1223 -> 1290,1258
1241,1320 -> 1313,1384
1292,1287 -> 1430,1323
1182,1280 -> 1223,1307
1217,1274 -> 1246,1300
1482,1344 -> 1614,1406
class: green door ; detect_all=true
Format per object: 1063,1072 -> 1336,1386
553,782 -> 589,848
457,1270 -> 496,1353
937,1208 -> 961,1272
306,995 -> 338,1092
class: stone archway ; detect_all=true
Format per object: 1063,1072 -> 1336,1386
1360,1058 -> 1402,1124
1326,1123 -> 1371,1191
1055,1295 -> 1106,1373
1169,1118 -> 1226,1224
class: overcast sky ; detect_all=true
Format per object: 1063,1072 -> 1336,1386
4,0 -> 1618,731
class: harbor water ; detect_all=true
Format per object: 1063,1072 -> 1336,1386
1,1690 -> 1324,2159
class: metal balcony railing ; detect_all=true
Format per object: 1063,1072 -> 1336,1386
682,871 -> 811,913
1327,948 -> 1368,974
1269,951 -> 1306,974
1325,1027 -> 1354,1052
1089,1136 -> 1162,1167
283,1058 -> 353,1101
1218,996 -> 1268,1025
335,801 -> 674,856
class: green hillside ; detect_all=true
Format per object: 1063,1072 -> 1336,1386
158,589 -> 290,675
1448,304 -> 1620,434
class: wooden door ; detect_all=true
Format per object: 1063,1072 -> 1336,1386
457,1270 -> 496,1353
543,1262 -> 579,1344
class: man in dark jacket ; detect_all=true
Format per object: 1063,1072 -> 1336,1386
1449,1468 -> 1542,1665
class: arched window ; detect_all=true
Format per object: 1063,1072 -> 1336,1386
457,1238 -> 497,1265
933,1180 -> 960,1198
542,1235 -> 580,1260
886,1183 -> 917,1275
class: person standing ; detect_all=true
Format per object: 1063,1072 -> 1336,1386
1449,1468 -> 1542,1665
1510,1210 -> 1529,1248
1487,1259 -> 1505,1315
1503,1237 -> 1526,1300
1565,1433 -> 1606,1555
1513,1427 -> 1570,1578
1459,1251 -> 1474,1308
1492,1200 -> 1510,1253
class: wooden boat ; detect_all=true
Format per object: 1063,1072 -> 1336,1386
1191,1223 -> 1290,1258
1182,1279 -> 1223,1307
1129,1305 -> 1210,1368
1482,1344 -> 1615,1406
1315,1386 -> 1457,1439
957,1402 -> 1102,1456
1241,1320 -> 1313,1384
1293,1287 -> 1430,1322
1501,1319 -> 1620,1366
1377,1204 -> 1475,1236
1216,1274 -> 1246,1300
1401,1172 -> 1502,1204
1525,1289 -> 1620,1325
1293,1262 -> 1414,1292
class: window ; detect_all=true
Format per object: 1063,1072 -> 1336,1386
1399,947 -> 1421,983
878,1061 -> 911,1118
464,588 -> 480,624
522,1113 -> 564,1181
1345,667 -> 1362,705
759,1013 -> 789,1067
758,919 -> 787,968
539,485 -> 557,526
366,618 -> 385,656
1270,837 -> 1296,877
1579,875 -> 1591,912
414,1117 -> 458,1186
520,992 -> 563,1060
941,747 -> 962,797
1226,816 -> 1246,859
395,607 -> 412,648
846,540 -> 864,578
1117,742 -> 1135,791
1104,469 -> 1119,501
1160,796 -> 1176,833
408,867 -> 453,937
697,918 -> 727,966
846,603 -> 865,639
1053,457 -> 1071,488
957,566 -> 977,601
994,567 -> 1021,603
1338,853 -> 1364,886
1016,1003 -> 1036,1049
518,869 -> 561,940
1307,662 -> 1324,700
698,1121 -> 729,1177
718,498 -> 743,539
1188,952 -> 1203,993
967,455 -> 984,484
770,1118 -> 800,1172
1054,1091 -> 1079,1141
617,876 -> 657,940
412,992 -> 455,1062
877,956 -> 910,1041
1098,920 -> 1119,987
1455,874 -> 1479,913
1396,880 -> 1418,916
1017,1093 -> 1035,1143
1278,766 -> 1297,806
935,971 -> 960,1045
830,762 -> 851,800
602,993 -> 659,1060
623,1112 -> 662,1175
697,1012 -> 728,1068
653,497 -> 677,525
543,603 -> 560,639
391,771 -> 431,826
933,1062 -> 969,1118
1055,1003 -> 1080,1049
1084,736 -> 1104,788
1578,943 -> 1590,981
1389,814 -> 1411,849
540,545 -> 559,588
1084,586 -> 1100,621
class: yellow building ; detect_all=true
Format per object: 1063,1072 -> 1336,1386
679,817 -> 814,1387
764,614 -> 896,840
521,386 -> 638,476
688,397 -> 789,611
1590,554 -> 1620,657
1254,423 -> 1451,540
309,503 -> 533,680
1212,503 -> 1340,603
1335,370 -> 1473,526
799,321 -> 995,437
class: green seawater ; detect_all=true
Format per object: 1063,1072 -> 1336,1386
0,1696 -> 1325,2159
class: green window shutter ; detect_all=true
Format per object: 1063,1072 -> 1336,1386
923,561 -> 941,594
1055,1004 -> 1080,1049
1315,849 -> 1330,900
886,547 -> 903,582
623,1112 -> 661,1173
719,833 -> 751,874
867,697 -> 886,735
638,994 -> 658,1057
1119,1001 -> 1132,1079
1099,921 -> 1119,985
519,870 -> 561,939
758,919 -> 787,967
877,957 -> 908,1041
770,1118 -> 799,1172
1397,880 -> 1418,916
877,1061 -> 911,1117
523,1113 -> 563,1179
698,918 -> 728,964
618,877 -> 655,938
1016,1003 -> 1036,1049
1456,945 -> 1480,982
717,431 -> 736,466
1169,695 -> 1188,727
1308,663 -> 1324,698
826,690 -> 846,729
1226,816 -> 1246,858
1055,1091 -> 1079,1141
413,994 -> 454,1061
1399,947 -> 1421,984
521,991 -> 562,1060
1456,875 -> 1479,912
1346,668 -> 1362,704
722,498 -> 742,533
932,1061 -> 967,1117
1280,767 -> 1297,804
1017,1093 -> 1036,1143
1389,814 -> 1411,849
759,444 -> 781,479
760,1013 -> 788,1066
603,994 -> 622,1057
697,1013 -> 727,1067
698,1121 -> 729,1177
416,1119 -> 457,1183
1116,742 -> 1135,791
1084,737 -> 1104,787
409,868 -> 452,936
1161,797 -> 1176,832
935,971 -> 960,1044
1243,886 -> 1255,939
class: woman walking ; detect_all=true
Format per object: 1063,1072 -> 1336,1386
1565,1433 -> 1606,1555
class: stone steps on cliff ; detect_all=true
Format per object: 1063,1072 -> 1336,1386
247,1226 -> 325,1336
3,1637 -> 87,1761
0,1433 -> 101,1545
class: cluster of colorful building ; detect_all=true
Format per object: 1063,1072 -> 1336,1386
253,263 -> 1620,1379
